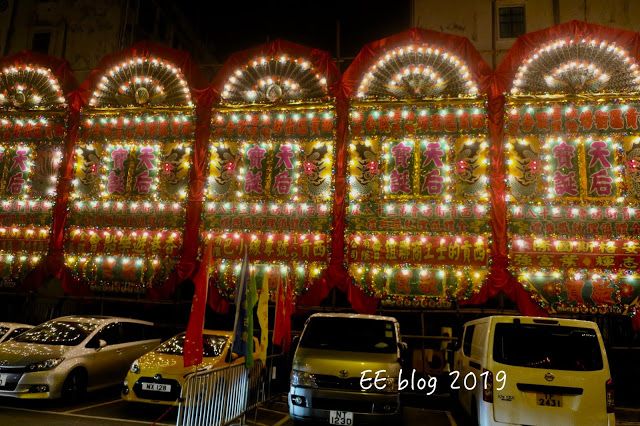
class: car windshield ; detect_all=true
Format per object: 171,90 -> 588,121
13,321 -> 100,346
155,333 -> 228,357
299,317 -> 397,353
0,327 -> 9,338
493,323 -> 603,371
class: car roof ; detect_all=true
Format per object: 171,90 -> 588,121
464,315 -> 599,329
309,313 -> 398,323
174,330 -> 234,337
52,316 -> 154,326
0,322 -> 32,329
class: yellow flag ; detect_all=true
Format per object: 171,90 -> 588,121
256,272 -> 269,363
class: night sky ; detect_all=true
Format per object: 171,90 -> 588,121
181,0 -> 412,65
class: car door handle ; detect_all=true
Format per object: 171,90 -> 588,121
116,349 -> 124,354
469,361 -> 481,370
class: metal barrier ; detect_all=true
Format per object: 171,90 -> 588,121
176,360 -> 264,426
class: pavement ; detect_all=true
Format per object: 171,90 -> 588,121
0,387 -> 638,425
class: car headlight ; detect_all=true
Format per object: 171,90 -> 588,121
26,358 -> 64,372
130,360 -> 140,374
290,369 -> 317,388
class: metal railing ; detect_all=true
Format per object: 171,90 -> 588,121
176,360 -> 265,426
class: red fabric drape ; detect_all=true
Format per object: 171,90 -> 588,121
183,243 -> 212,367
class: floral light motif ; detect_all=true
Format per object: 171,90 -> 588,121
0,65 -> 66,109
357,44 -> 479,99
88,57 -> 192,107
511,39 -> 640,95
220,55 -> 328,103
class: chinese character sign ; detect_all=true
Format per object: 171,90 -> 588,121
419,140 -> 446,196
550,139 -> 580,198
385,140 -> 414,195
271,144 -> 296,196
586,140 -> 616,198
243,144 -> 268,194
0,146 -> 31,197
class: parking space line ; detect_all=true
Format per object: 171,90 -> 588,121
272,415 -> 290,426
0,405 -> 174,425
63,398 -> 121,413
446,410 -> 457,426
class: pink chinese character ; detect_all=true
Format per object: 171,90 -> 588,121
244,170 -> 263,193
137,147 -> 155,170
422,169 -> 444,195
553,170 -> 578,196
7,172 -> 25,194
588,141 -> 612,169
107,171 -> 125,194
422,143 -> 444,167
589,168 -> 613,196
135,170 -> 153,194
389,169 -> 411,193
552,142 -> 575,169
111,148 -> 129,171
275,145 -> 294,170
273,171 -> 292,194
11,149 -> 28,172
391,143 -> 413,169
247,145 -> 266,169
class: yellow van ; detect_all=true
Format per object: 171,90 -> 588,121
454,315 -> 615,426
288,313 -> 403,425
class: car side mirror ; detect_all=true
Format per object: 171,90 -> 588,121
450,339 -> 461,351
291,335 -> 300,352
97,339 -> 107,350
230,352 -> 240,361
398,341 -> 408,363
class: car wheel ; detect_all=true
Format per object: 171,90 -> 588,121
62,369 -> 87,402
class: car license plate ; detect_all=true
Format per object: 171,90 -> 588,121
537,393 -> 562,407
330,411 -> 353,425
0,374 -> 6,387
142,382 -> 171,392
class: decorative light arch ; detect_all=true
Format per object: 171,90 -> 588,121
0,64 -> 66,109
356,44 -> 479,99
510,38 -> 640,95
220,55 -> 328,104
88,57 -> 192,107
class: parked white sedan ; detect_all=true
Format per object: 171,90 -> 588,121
0,316 -> 160,400
0,323 -> 32,344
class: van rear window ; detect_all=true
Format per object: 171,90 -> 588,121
299,317 -> 397,353
493,323 -> 603,371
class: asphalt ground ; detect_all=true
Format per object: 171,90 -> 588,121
0,387 -> 639,425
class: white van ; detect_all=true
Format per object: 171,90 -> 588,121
288,313 -> 403,425
454,316 -> 615,426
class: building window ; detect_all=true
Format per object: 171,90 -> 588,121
498,5 -> 525,39
31,32 -> 51,54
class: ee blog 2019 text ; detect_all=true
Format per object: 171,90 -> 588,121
359,369 -> 507,395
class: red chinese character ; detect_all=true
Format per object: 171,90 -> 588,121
421,169 -> 444,195
107,171 -> 125,194
10,149 -> 28,173
275,145 -> 294,170
588,141 -> 612,168
589,168 -> 613,196
391,142 -> 412,168
389,169 -> 411,193
552,142 -> 575,169
137,147 -> 155,170
7,172 -> 25,194
111,148 -> 129,171
135,170 -> 153,194
553,170 -> 578,196
244,170 -> 263,193
273,171 -> 292,194
422,142 -> 444,167
246,145 -> 266,169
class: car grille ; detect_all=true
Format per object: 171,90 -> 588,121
133,377 -> 181,402
312,397 -> 374,413
0,372 -> 22,391
314,374 -> 364,391
0,366 -> 26,374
